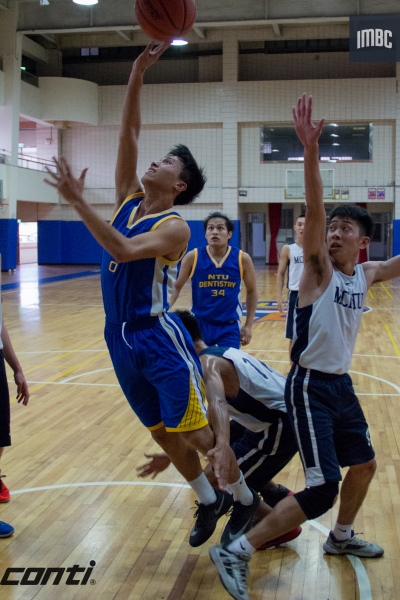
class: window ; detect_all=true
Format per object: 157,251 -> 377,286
261,123 -> 372,162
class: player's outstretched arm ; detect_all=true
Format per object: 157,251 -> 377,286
1,320 -> 30,406
276,244 -> 290,312
363,255 -> 400,287
45,156 -> 189,262
115,42 -> 170,210
202,356 -> 232,490
169,251 -> 195,307
241,252 -> 258,345
293,94 -> 331,296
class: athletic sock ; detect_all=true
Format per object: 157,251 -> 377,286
227,534 -> 256,556
227,471 -> 254,506
333,522 -> 353,541
188,472 -> 217,506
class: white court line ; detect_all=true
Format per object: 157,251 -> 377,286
251,350 -> 400,359
349,370 -> 400,394
8,481 -> 371,600
62,367 -> 113,383
309,520 -> 372,600
16,350 -> 106,354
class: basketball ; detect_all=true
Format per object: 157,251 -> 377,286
135,0 -> 196,42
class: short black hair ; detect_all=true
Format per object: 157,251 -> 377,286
173,310 -> 204,343
203,212 -> 234,233
329,204 -> 373,238
168,144 -> 207,205
296,213 -> 306,221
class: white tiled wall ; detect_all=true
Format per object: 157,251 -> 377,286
54,74 -> 398,225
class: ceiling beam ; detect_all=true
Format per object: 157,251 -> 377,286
272,23 -> 281,37
116,30 -> 132,42
0,0 -> 9,10
193,26 -> 205,39
18,16 -> 349,36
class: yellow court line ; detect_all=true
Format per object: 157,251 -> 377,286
384,324 -> 400,357
23,336 -> 105,375
380,283 -> 393,299
12,351 -> 109,400
368,289 -> 374,299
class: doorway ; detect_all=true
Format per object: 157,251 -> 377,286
18,222 -> 38,264
246,213 -> 266,261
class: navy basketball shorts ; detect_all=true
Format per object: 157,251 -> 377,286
197,318 -> 241,349
0,351 -> 11,447
285,365 -> 375,486
285,290 -> 298,340
104,313 -> 208,432
228,416 -> 298,492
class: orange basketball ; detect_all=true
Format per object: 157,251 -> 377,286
135,0 -> 196,42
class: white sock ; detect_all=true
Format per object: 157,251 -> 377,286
333,522 -> 353,541
188,472 -> 217,506
227,534 -> 256,556
227,472 -> 254,506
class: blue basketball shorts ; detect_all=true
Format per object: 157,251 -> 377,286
285,290 -> 298,339
196,318 -> 241,349
285,365 -> 375,486
229,417 -> 298,492
104,313 -> 208,432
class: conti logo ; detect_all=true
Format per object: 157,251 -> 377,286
356,29 -> 392,49
0,561 -> 96,586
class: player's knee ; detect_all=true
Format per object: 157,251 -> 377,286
294,482 -> 339,519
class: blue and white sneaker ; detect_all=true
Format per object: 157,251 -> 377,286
0,522 -> 14,538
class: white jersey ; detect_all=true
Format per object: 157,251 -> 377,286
292,265 -> 367,374
200,346 -> 286,433
287,243 -> 304,291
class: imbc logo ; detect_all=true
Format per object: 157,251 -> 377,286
350,15 -> 400,62
0,561 -> 96,586
356,29 -> 392,48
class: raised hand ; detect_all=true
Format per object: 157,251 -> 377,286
44,156 -> 88,205
134,41 -> 170,73
292,93 -> 324,148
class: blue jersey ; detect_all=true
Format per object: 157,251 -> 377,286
190,245 -> 243,324
101,193 -> 186,323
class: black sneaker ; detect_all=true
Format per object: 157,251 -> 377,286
260,484 -> 293,508
189,490 -> 233,547
220,489 -> 260,548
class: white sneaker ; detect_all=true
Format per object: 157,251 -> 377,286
209,545 -> 251,600
323,530 -> 384,558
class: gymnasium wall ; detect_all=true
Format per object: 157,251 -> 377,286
14,73 -> 400,265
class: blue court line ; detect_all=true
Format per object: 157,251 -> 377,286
1,269 -> 100,290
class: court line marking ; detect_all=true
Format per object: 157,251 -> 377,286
380,283 -> 393,299
309,520 -> 372,600
23,337 -> 104,375
251,350 -> 400,359
348,370 -> 400,394
384,324 -> 400,357
8,481 -> 371,600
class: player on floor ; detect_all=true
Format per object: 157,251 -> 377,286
44,42 -> 259,548
169,213 -> 258,348
276,214 -> 305,360
137,309 -> 301,549
0,306 -> 30,538
209,94 -> 399,600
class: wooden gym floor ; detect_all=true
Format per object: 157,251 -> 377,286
0,264 -> 399,600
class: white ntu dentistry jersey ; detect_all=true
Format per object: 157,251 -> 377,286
291,265 -> 367,374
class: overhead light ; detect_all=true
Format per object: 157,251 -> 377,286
40,0 -> 50,5
272,149 -> 279,152
330,133 -> 339,137
329,123 -> 339,127
171,39 -> 188,46
73,0 -> 98,5
332,143 -> 340,146
21,66 -> 26,70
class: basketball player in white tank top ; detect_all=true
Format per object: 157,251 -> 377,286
276,215 -> 304,361
208,95 -> 400,600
